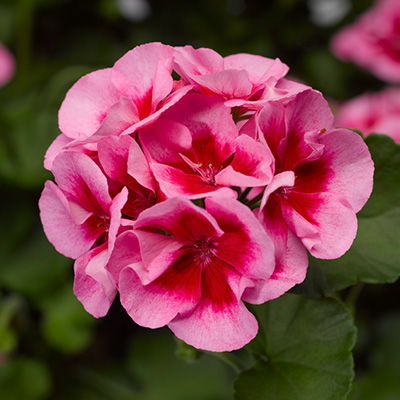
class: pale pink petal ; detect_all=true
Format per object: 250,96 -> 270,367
94,96 -> 139,137
107,187 -> 129,254
112,42 -> 174,108
257,101 -> 287,162
192,69 -> 253,98
119,255 -> 202,328
317,128 -> 374,213
39,181 -> 101,259
97,135 -> 134,184
133,230 -> 186,282
127,139 -> 155,191
285,89 -> 334,137
282,191 -> 358,259
43,134 -> 74,171
51,152 -> 112,216
174,46 -> 224,79
224,54 -> 289,86
106,230 -> 142,286
58,68 -> 121,139
73,244 -> 117,318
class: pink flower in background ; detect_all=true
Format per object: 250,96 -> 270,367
39,42 -> 375,352
331,0 -> 400,82
335,87 -> 400,143
107,197 -> 275,351
0,42 -> 15,87
253,90 -> 373,298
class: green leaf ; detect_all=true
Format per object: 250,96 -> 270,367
294,134 -> 400,297
234,294 -> 356,400
0,356 -> 51,400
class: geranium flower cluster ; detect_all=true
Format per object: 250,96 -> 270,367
39,43 -> 374,352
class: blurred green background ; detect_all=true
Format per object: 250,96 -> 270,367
1,0 -> 399,398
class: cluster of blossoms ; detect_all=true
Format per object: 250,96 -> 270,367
331,0 -> 400,82
39,43 -> 374,352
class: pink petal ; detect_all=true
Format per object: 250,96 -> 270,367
205,197 -> 275,280
73,243 -> 117,318
58,68 -> 121,139
94,96 -> 139,137
112,43 -> 174,109
246,195 -> 308,304
134,197 -> 224,243
43,134 -> 74,171
51,152 -> 112,216
317,128 -> 374,213
174,46 -> 224,78
224,53 -> 289,86
282,191 -> 358,259
169,269 -> 258,352
216,134 -> 274,187
106,230 -> 142,286
257,101 -> 287,162
118,254 -> 202,328
39,181 -> 102,259
191,69 -> 253,98
285,89 -> 334,139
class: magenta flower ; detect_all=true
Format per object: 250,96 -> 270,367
0,42 -> 15,87
331,0 -> 400,82
39,152 -> 128,317
140,92 -> 274,199
107,196 -> 275,351
253,90 -> 374,297
335,87 -> 400,143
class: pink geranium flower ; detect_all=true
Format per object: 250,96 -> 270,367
335,87 -> 400,143
107,196 -> 275,351
140,92 -> 274,199
252,89 -> 374,298
331,0 -> 400,82
39,151 -> 128,317
0,42 -> 15,87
